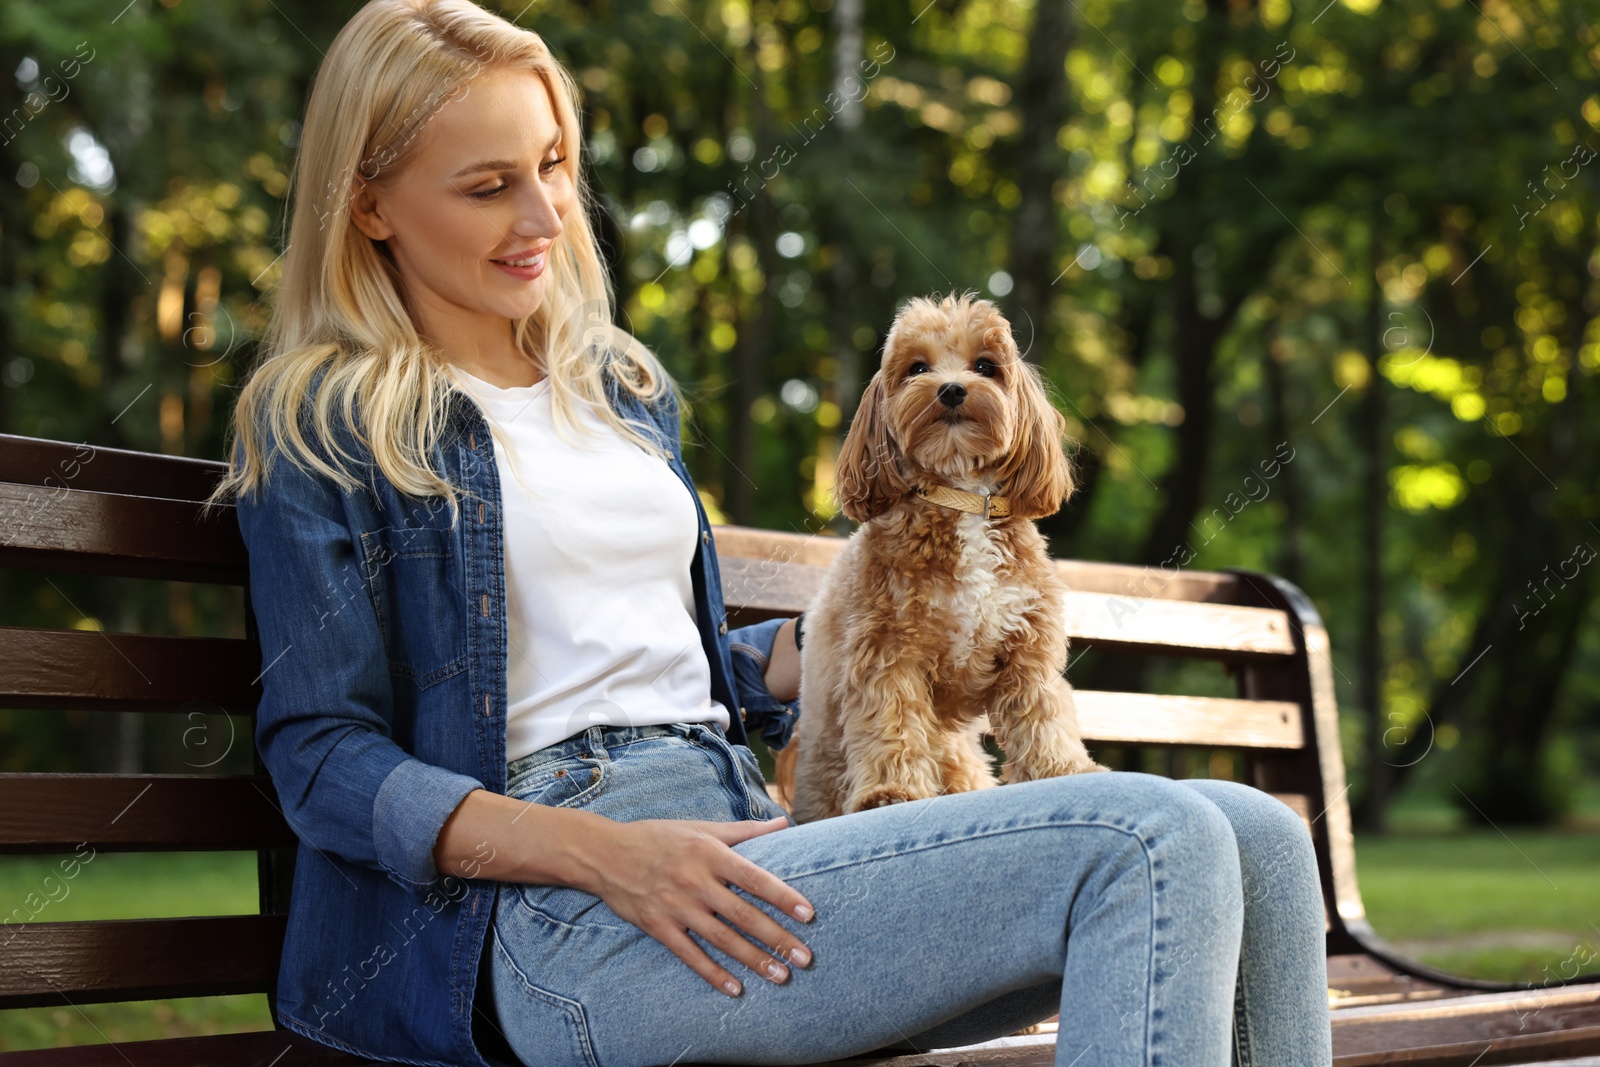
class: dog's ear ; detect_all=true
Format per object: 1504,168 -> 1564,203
835,370 -> 910,523
995,359 -> 1074,521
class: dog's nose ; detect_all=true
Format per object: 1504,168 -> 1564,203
937,382 -> 967,408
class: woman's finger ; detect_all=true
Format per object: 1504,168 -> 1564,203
648,918 -> 748,997
706,880 -> 813,970
704,815 -> 790,844
681,903 -> 793,985
714,841 -> 816,925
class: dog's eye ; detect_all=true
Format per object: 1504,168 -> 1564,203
974,357 -> 998,377
906,361 -> 929,377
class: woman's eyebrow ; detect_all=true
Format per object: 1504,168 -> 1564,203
449,132 -> 563,178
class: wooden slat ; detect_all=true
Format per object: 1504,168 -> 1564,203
712,524 -> 1250,603
0,483 -> 245,583
713,524 -> 849,569
0,433 -> 226,503
0,1028 -> 384,1065
719,555 -> 829,617
719,556 -> 1296,659
1329,953 -> 1459,1007
1075,691 -> 1304,749
1330,984 -> 1600,1065
0,774 -> 294,851
0,915 -> 286,1008
1060,590 -> 1295,657
716,523 -> 1245,592
0,628 -> 261,712
1054,557 -> 1242,602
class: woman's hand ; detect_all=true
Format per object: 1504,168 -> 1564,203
585,814 -> 814,997
434,790 -> 813,997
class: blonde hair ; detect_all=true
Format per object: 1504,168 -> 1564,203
209,0 -> 678,517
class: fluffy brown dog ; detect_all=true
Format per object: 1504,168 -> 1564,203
777,291 -> 1109,823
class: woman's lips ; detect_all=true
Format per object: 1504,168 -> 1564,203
490,251 -> 546,280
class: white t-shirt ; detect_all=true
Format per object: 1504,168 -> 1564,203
448,364 -> 731,761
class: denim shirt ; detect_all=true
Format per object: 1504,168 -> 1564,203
234,361 -> 801,1066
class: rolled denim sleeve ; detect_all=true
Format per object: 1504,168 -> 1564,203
728,617 -> 803,750
236,446 -> 485,895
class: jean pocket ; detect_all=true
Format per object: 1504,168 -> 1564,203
507,757 -> 607,809
508,759 -> 621,927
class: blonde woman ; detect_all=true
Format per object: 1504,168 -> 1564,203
214,1 -> 1334,1064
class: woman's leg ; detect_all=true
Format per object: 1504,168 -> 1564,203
1178,779 -> 1333,1067
487,722 -> 1247,1067
876,779 -> 1334,1067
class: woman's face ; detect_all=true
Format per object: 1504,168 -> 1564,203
350,67 -> 574,341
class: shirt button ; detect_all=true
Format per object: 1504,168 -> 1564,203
719,621 -> 728,635
739,706 -> 748,721
701,530 -> 710,545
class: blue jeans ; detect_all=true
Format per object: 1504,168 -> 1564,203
484,722 -> 1333,1067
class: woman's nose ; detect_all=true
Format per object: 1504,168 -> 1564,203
514,184 -> 564,239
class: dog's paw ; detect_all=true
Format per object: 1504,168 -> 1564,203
1002,756 -> 1111,783
846,785 -> 921,812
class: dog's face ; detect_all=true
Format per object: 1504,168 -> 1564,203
836,292 -> 1074,523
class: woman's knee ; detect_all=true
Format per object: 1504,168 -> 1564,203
1175,779 -> 1312,850
1176,778 -> 1318,902
1053,771 -> 1242,876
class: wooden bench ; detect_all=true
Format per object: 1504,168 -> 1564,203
1,430 -> 1598,1067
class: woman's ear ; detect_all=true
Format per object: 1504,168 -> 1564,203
996,361 -> 1073,521
349,179 -> 393,242
835,370 -> 910,523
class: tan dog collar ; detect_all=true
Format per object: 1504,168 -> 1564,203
915,484 -> 1012,519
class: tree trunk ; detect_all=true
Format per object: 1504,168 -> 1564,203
1007,0 -> 1071,356
1263,325 -> 1305,588
1354,210 -> 1390,833
1131,0 -> 1235,569
818,0 -> 865,534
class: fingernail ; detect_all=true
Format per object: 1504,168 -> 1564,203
764,959 -> 788,981
723,978 -> 741,996
789,945 -> 811,967
793,903 -> 814,921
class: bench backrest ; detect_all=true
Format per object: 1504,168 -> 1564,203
0,433 -> 1365,1016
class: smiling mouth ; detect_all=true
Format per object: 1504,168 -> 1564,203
491,251 -> 546,269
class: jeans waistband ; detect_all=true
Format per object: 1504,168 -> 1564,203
506,720 -> 726,780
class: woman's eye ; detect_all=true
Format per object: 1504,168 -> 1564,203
540,155 -> 568,175
907,361 -> 929,376
469,184 -> 508,200
974,357 -> 997,377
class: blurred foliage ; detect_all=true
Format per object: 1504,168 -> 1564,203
0,0 -> 1597,830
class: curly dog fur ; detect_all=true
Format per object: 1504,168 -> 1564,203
776,291 -> 1109,823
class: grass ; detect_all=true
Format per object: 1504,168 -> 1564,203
2,817 -> 1597,1049
1354,827 -> 1600,984
0,853 -> 274,1052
